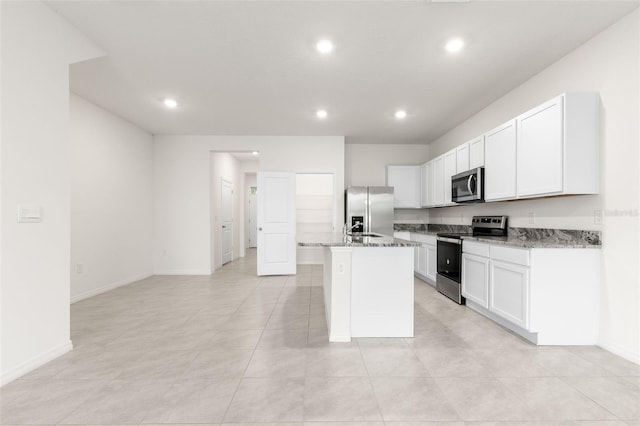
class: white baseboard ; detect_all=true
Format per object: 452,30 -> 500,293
153,269 -> 212,276
70,271 -> 153,304
0,340 -> 73,387
598,340 -> 640,365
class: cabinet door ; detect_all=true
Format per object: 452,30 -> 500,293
484,120 -> 517,201
433,156 -> 445,206
469,137 -> 485,168
420,163 -> 429,207
418,244 -> 427,276
456,143 -> 470,173
414,244 -> 421,274
426,161 -> 435,207
387,165 -> 421,208
489,260 -> 529,329
443,150 -> 457,205
425,243 -> 437,282
517,96 -> 563,197
462,253 -> 489,309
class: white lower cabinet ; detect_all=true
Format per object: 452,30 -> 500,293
413,243 -> 427,277
425,243 -> 436,282
462,252 -> 489,309
489,259 -> 529,330
462,240 -> 599,345
411,233 -> 436,284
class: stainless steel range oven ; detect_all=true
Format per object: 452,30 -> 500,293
436,215 -> 508,304
436,237 -> 463,303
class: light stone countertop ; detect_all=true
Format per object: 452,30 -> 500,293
458,234 -> 600,249
298,232 -> 419,248
394,224 -> 601,249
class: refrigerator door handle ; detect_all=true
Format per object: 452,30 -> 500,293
366,196 -> 371,233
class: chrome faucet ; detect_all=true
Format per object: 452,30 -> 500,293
344,221 -> 362,235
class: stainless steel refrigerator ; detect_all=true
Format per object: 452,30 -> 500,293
344,186 -> 394,236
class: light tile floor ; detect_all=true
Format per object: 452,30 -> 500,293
2,249 -> 639,425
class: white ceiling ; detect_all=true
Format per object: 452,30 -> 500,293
47,0 -> 638,144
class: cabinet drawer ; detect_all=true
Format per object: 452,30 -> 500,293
463,241 -> 490,258
411,233 -> 436,244
490,245 -> 530,266
394,232 -> 411,240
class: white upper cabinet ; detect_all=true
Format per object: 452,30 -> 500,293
484,119 -> 517,201
468,137 -> 485,169
456,143 -> 470,173
516,93 -> 599,198
433,156 -> 445,206
386,165 -> 421,208
420,162 -> 432,207
443,149 -> 457,205
394,93 -> 599,209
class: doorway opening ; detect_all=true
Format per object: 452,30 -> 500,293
221,178 -> 233,265
209,152 -> 259,273
296,172 -> 336,265
247,184 -> 258,248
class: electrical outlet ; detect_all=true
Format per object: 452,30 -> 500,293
528,212 -> 535,224
594,210 -> 603,225
75,264 -> 83,274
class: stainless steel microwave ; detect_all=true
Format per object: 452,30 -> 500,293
452,167 -> 484,203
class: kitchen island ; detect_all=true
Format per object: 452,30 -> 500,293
298,233 -> 419,342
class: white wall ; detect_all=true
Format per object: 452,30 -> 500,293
427,11 -> 640,363
0,2 -> 103,385
345,144 -> 431,223
153,136 -> 344,275
70,94 -> 154,303
345,144 -> 430,187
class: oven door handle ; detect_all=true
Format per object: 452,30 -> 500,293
437,236 -> 462,245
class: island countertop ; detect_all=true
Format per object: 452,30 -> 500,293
298,232 -> 419,248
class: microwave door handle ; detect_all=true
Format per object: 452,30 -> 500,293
467,174 -> 475,194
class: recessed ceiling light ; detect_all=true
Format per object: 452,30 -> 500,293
252,151 -> 259,155
445,38 -> 465,53
395,110 -> 407,119
316,109 -> 328,119
316,39 -> 334,54
163,98 -> 178,108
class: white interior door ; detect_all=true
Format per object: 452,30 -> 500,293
257,172 -> 296,276
221,179 -> 233,265
249,187 -> 257,248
